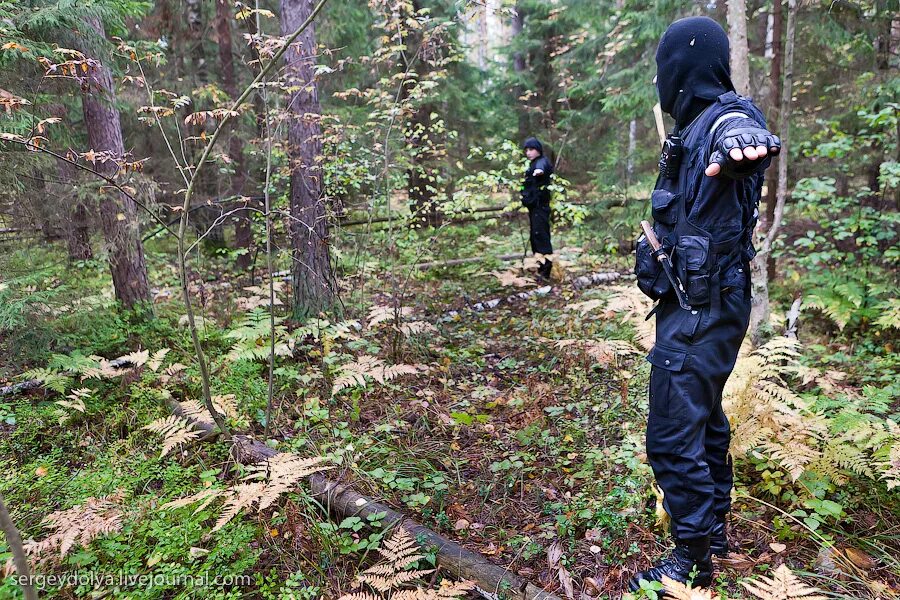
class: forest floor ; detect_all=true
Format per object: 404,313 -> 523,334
1,215 -> 899,600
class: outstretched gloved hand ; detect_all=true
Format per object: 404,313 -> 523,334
705,127 -> 781,178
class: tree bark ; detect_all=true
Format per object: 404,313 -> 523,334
281,0 -> 334,317
762,0 -> 782,281
54,156 -> 93,261
0,493 -> 38,600
749,0 -> 796,341
726,0 -> 751,95
78,18 -> 151,309
512,2 -> 528,141
215,0 -> 252,270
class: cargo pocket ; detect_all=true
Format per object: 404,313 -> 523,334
647,345 -> 686,419
635,234 -> 672,300
651,189 -> 679,225
676,235 -> 711,306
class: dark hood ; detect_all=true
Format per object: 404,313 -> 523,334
655,17 -> 735,130
522,137 -> 543,155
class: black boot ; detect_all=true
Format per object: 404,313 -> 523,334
628,537 -> 713,593
538,259 -> 552,280
709,517 -> 729,557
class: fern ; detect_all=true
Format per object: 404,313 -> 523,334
368,305 -> 413,328
20,492 -> 125,563
661,577 -> 720,599
162,452 -> 331,532
143,415 -> 202,457
553,338 -> 639,367
21,367 -> 71,394
55,387 -> 90,415
740,564 -> 826,600
332,355 -> 423,395
339,527 -> 474,600
726,336 -> 899,492
243,453 -> 332,511
225,308 -> 293,361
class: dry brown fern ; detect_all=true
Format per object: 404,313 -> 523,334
367,305 -> 413,328
160,488 -> 225,514
162,452 -> 331,532
725,336 -> 897,489
55,387 -> 90,413
339,527 -> 474,600
399,321 -> 437,337
23,492 -> 125,561
740,564 -> 826,600
244,453 -> 333,511
176,395 -> 239,427
332,355 -> 423,395
143,415 -> 202,457
661,576 -> 721,599
602,285 -> 655,350
554,338 -> 640,367
213,482 -> 266,531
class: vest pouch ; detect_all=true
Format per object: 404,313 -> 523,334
675,235 -> 711,306
651,189 -> 679,225
635,233 -> 673,300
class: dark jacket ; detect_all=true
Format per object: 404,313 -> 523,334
654,92 -> 769,290
521,138 -> 553,208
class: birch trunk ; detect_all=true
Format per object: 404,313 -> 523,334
726,0 -> 751,95
749,0 -> 796,341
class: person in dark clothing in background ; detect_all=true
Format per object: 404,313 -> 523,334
631,17 -> 780,592
521,137 -> 554,279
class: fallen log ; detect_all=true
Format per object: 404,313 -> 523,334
1,357 -> 143,398
413,253 -> 522,270
166,405 -> 561,600
441,270 -> 629,320
0,380 -> 41,397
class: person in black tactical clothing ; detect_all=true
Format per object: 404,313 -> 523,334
521,137 -> 554,279
630,17 -> 781,592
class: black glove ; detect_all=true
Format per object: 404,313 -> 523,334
708,126 -> 781,179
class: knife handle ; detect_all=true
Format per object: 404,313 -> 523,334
640,221 -> 663,254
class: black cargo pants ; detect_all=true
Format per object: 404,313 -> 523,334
528,201 -> 553,255
645,282 -> 751,540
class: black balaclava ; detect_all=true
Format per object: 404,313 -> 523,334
655,17 -> 735,130
523,137 -> 543,155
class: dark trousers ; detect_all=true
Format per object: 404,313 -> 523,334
646,284 -> 751,540
528,203 -> 553,255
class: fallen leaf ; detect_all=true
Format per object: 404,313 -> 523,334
769,542 -> 787,553
844,547 -> 876,570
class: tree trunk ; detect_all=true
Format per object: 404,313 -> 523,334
626,118 -> 637,189
512,1 -> 528,141
0,493 -> 37,600
407,104 -> 442,228
726,0 -> 751,95
58,158 -> 93,261
78,17 -> 151,309
215,0 -> 252,270
281,0 -> 334,317
749,0 -> 796,341
762,0 -> 782,281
